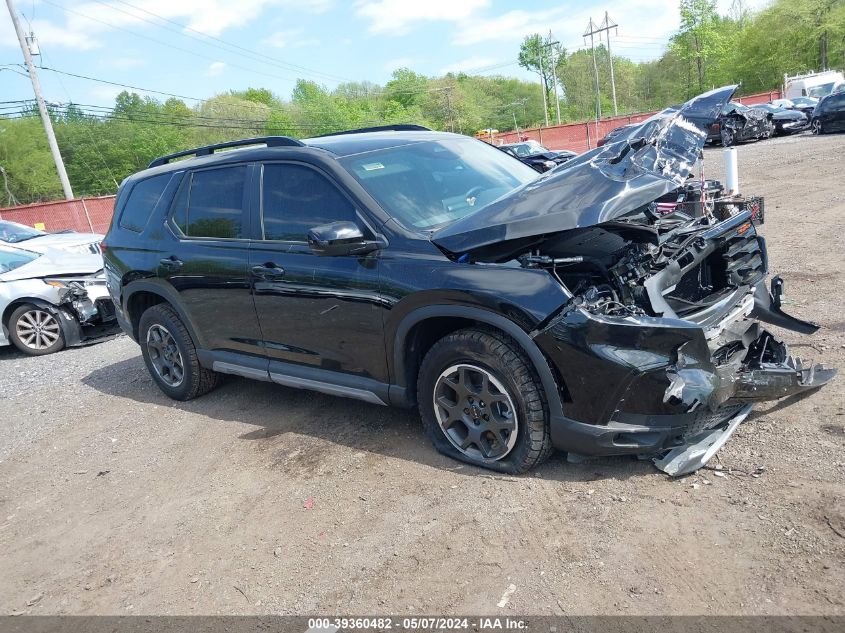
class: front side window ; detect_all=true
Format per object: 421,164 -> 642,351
171,166 -> 247,239
261,163 -> 358,241
340,137 -> 538,230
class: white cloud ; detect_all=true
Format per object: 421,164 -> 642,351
0,0 -> 336,51
261,28 -> 303,48
383,57 -> 415,71
356,0 -> 489,35
206,61 -> 226,76
440,56 -> 497,75
90,85 -> 128,102
452,0 -> 682,62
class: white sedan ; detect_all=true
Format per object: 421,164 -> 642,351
0,244 -> 116,356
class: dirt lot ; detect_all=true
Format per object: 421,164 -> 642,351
1,132 -> 843,616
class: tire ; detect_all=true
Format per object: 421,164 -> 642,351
417,327 -> 553,474
812,118 -> 823,135
7,304 -> 66,356
138,303 -> 220,400
720,127 -> 734,147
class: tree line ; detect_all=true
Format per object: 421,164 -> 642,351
1,0 -> 842,206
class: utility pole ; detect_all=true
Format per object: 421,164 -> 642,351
600,12 -> 619,117
583,17 -> 602,130
444,87 -> 454,133
537,51 -> 549,127
544,32 -> 562,125
512,112 -> 521,141
6,0 -> 73,200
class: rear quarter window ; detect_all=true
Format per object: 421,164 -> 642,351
119,174 -> 173,232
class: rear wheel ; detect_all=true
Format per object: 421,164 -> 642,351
139,304 -> 220,400
417,328 -> 553,473
8,304 -> 65,356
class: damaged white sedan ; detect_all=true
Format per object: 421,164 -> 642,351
0,244 -> 117,355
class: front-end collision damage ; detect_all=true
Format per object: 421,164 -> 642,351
38,276 -> 118,346
430,84 -> 836,475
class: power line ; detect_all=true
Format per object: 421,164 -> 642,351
39,0 -> 302,87
103,0 -> 351,84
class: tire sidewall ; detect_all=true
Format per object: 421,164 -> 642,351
139,307 -> 195,400
8,304 -> 66,356
417,333 -> 539,473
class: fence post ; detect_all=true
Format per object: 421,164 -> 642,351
80,198 -> 95,233
538,127 -> 543,145
585,123 -> 591,150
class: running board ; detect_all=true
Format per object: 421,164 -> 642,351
207,352 -> 388,406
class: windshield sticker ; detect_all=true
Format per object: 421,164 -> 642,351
362,162 -> 385,171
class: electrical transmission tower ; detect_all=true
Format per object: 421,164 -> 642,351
584,12 -> 620,125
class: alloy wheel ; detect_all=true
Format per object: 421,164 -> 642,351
146,324 -> 185,387
433,363 -> 518,462
15,309 -> 61,351
812,119 -> 822,135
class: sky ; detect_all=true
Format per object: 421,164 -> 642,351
1,0 -> 771,109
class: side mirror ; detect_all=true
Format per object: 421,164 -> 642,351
307,221 -> 380,257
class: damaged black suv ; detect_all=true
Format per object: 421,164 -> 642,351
103,85 -> 835,476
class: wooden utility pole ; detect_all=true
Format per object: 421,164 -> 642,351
6,0 -> 74,200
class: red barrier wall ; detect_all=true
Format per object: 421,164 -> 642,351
482,90 -> 782,153
0,196 -> 115,235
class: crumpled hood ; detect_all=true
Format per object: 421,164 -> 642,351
432,85 -> 738,255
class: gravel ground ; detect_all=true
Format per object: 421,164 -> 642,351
0,132 -> 843,616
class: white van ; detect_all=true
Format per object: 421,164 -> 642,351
784,70 -> 845,100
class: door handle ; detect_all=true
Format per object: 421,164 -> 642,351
159,256 -> 183,272
251,264 -> 285,280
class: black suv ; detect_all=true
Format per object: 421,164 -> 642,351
104,87 -> 834,476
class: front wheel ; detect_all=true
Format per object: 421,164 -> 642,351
417,328 -> 553,473
8,304 -> 65,356
812,118 -> 823,135
720,127 -> 735,147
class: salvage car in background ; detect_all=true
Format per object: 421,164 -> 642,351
499,140 -> 576,172
811,91 -> 845,134
707,102 -> 774,145
0,220 -> 103,254
771,97 -> 818,118
103,85 -> 835,477
752,103 -> 810,135
1,244 -> 116,355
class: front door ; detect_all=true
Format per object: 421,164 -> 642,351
249,162 -> 387,383
160,164 -> 264,359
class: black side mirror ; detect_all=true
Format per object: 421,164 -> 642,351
307,221 -> 380,257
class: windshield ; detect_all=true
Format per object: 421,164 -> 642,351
341,137 -> 539,230
808,82 -> 835,98
0,247 -> 39,274
0,220 -> 45,244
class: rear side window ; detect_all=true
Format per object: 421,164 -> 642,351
171,166 -> 248,239
119,174 -> 171,232
261,163 -> 357,241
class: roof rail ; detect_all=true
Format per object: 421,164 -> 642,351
313,124 -> 431,138
148,136 -> 305,168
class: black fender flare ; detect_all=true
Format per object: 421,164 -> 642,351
4,297 -> 83,347
389,305 -> 566,425
122,279 -> 204,348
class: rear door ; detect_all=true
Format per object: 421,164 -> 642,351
830,94 -> 845,131
249,161 -> 387,383
160,163 -> 264,359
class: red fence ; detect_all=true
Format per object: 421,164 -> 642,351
482,90 -> 782,153
0,195 -> 115,235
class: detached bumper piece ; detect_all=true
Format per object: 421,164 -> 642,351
653,404 -> 752,476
